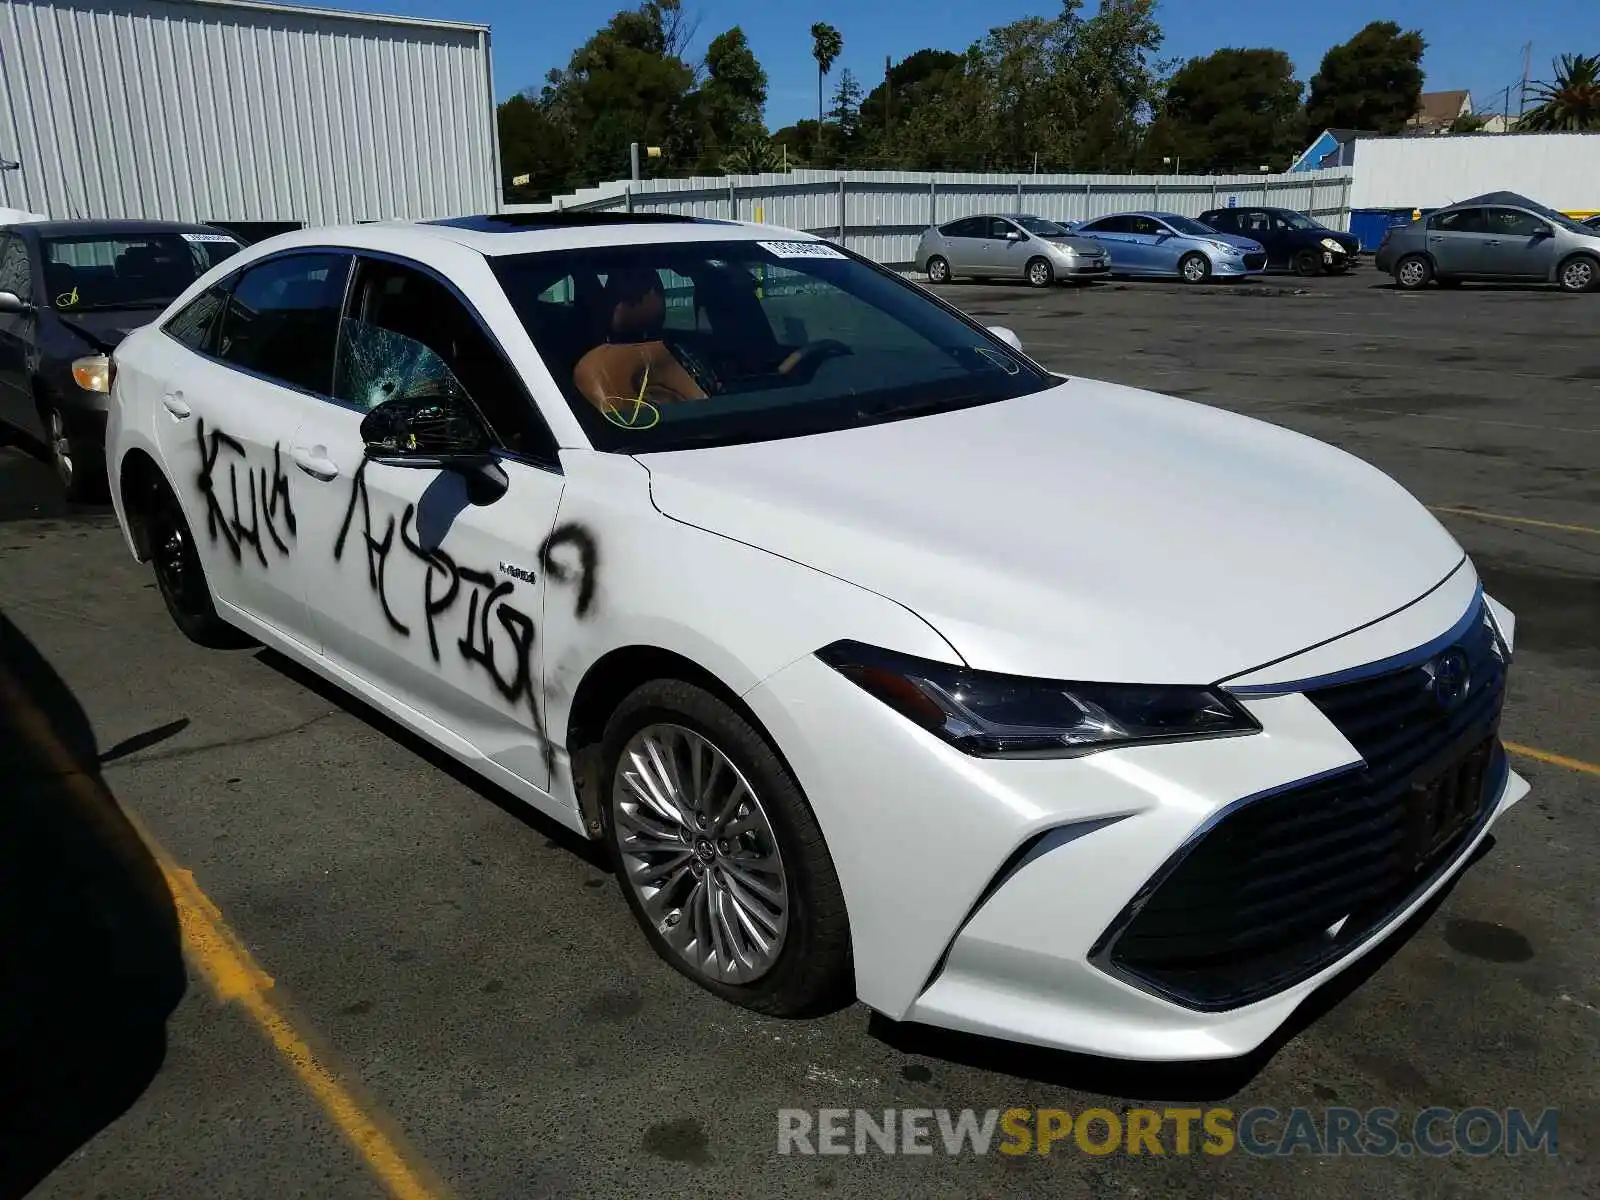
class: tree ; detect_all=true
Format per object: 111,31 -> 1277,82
1517,53 -> 1600,131
1147,48 -> 1304,172
700,27 -> 769,157
1449,112 -> 1488,133
1305,21 -> 1426,135
810,22 -> 844,158
497,91 -> 574,202
858,49 -> 964,143
830,68 -> 864,146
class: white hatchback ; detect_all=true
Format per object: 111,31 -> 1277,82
98,212 -> 1528,1061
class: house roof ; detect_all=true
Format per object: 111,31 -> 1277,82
1414,91 -> 1471,126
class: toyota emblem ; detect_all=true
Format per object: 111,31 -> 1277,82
1428,648 -> 1472,711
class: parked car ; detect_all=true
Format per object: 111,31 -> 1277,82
1582,214 -> 1600,231
100,211 -> 1527,1061
1374,191 -> 1600,292
1070,211 -> 1267,282
0,219 -> 244,500
1198,206 -> 1361,275
914,213 -> 1111,287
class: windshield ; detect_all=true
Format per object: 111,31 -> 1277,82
1280,212 -> 1323,230
1014,216 -> 1071,237
42,232 -> 242,312
1162,215 -> 1221,237
489,240 -> 1056,453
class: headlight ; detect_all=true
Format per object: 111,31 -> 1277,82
71,354 -> 114,393
1210,241 -> 1243,255
816,641 -> 1261,758
1320,237 -> 1344,252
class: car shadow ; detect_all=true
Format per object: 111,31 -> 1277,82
867,836 -> 1489,1103
251,646 -> 606,869
0,611 -> 187,1200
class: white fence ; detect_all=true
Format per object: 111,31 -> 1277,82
509,168 -> 1355,267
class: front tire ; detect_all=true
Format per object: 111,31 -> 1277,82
144,474 -> 253,649
1292,249 -> 1322,277
43,400 -> 108,503
1178,252 -> 1211,284
1557,254 -> 1598,293
600,679 -> 852,1017
925,256 -> 950,284
1394,254 -> 1433,290
1025,257 -> 1054,288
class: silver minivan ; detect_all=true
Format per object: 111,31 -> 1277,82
914,213 -> 1111,288
1375,190 -> 1600,292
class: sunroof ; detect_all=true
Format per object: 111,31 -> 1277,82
427,211 -> 707,232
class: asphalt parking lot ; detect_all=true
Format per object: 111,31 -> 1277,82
3,266 -> 1596,1200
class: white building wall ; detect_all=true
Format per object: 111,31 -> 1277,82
1349,133 -> 1600,212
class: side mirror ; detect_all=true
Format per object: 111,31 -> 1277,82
359,394 -> 507,504
0,290 -> 33,315
1532,226 -> 1554,239
986,325 -> 1023,352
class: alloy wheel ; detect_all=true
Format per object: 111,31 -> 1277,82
1561,259 -> 1594,292
48,408 -> 73,489
1181,254 -> 1209,283
612,723 -> 789,985
927,257 -> 949,283
152,502 -> 204,618
1398,259 -> 1427,288
1028,260 -> 1052,287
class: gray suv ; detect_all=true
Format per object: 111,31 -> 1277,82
1375,190 -> 1600,292
914,214 -> 1111,287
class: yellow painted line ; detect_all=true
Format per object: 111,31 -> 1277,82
1,663 -> 447,1200
1506,742 -> 1600,778
1429,505 -> 1600,537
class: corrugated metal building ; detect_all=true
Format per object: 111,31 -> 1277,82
0,0 -> 498,227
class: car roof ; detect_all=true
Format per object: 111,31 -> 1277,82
6,218 -> 233,238
384,210 -> 814,256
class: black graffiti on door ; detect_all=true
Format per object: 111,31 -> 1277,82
195,418 -> 296,568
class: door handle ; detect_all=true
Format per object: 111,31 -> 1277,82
1484,240 -> 1501,246
161,391 -> 191,419
289,445 -> 340,480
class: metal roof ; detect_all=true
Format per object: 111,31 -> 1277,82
140,0 -> 490,31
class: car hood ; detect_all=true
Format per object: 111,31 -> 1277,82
55,307 -> 164,352
1042,236 -> 1109,255
1208,232 -> 1266,252
639,379 -> 1465,684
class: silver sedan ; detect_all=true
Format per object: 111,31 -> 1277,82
914,214 -> 1112,287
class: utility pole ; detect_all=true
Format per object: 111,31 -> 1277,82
884,55 -> 892,137
1518,42 -> 1532,119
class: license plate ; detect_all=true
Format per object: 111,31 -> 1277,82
1405,736 -> 1494,871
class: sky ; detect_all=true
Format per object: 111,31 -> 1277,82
328,0 -> 1591,130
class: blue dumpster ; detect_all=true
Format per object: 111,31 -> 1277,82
1349,208 -> 1421,252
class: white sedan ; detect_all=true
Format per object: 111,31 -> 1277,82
93,213 -> 1528,1061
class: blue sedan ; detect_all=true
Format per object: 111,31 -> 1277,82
1068,211 -> 1268,283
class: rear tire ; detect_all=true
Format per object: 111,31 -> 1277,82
1557,254 -> 1598,293
1394,254 -> 1433,290
599,678 -> 853,1017
1178,252 -> 1211,284
144,474 -> 254,649
1025,257 -> 1054,288
925,256 -> 950,284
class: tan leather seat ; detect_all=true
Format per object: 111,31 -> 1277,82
573,269 -> 706,420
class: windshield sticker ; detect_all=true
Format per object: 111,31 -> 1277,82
182,232 -> 240,245
757,240 -> 847,261
601,361 -> 662,429
56,285 -> 79,308
975,346 -> 1021,376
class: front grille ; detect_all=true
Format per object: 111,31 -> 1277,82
1243,252 -> 1268,270
1095,600 -> 1508,1011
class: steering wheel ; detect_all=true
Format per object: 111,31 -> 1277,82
776,339 -> 853,383
662,336 -> 722,396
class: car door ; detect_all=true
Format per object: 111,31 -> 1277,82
1478,208 -> 1556,279
941,217 -> 988,273
1425,208 -> 1489,276
289,252 -> 569,791
1238,211 -> 1281,265
0,232 -> 40,438
983,217 -> 1028,277
149,249 -> 349,644
1079,216 -> 1132,270
1123,217 -> 1169,273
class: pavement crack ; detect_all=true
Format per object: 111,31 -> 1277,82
102,710 -> 341,769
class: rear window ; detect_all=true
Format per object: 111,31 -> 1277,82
41,231 -> 242,312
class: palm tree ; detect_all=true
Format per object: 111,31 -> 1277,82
1517,53 -> 1600,131
810,23 -> 843,159
720,137 -> 785,175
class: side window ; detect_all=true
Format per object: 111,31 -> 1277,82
215,252 -> 351,393
987,218 -> 1016,239
1082,216 -> 1123,234
0,236 -> 32,299
1429,209 -> 1486,234
657,267 -> 700,332
941,217 -> 984,238
334,257 -> 556,463
1485,208 -> 1546,238
163,281 -> 234,353
1203,212 -> 1234,232
1129,217 -> 1162,236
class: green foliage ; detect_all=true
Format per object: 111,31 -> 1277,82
1449,113 -> 1488,133
1143,48 -> 1304,172
719,137 -> 786,175
700,28 -> 769,161
1305,21 -> 1426,134
1517,53 -> 1600,131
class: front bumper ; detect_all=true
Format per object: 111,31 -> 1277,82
743,584 -> 1527,1061
1213,255 -> 1267,277
1053,257 -> 1112,277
